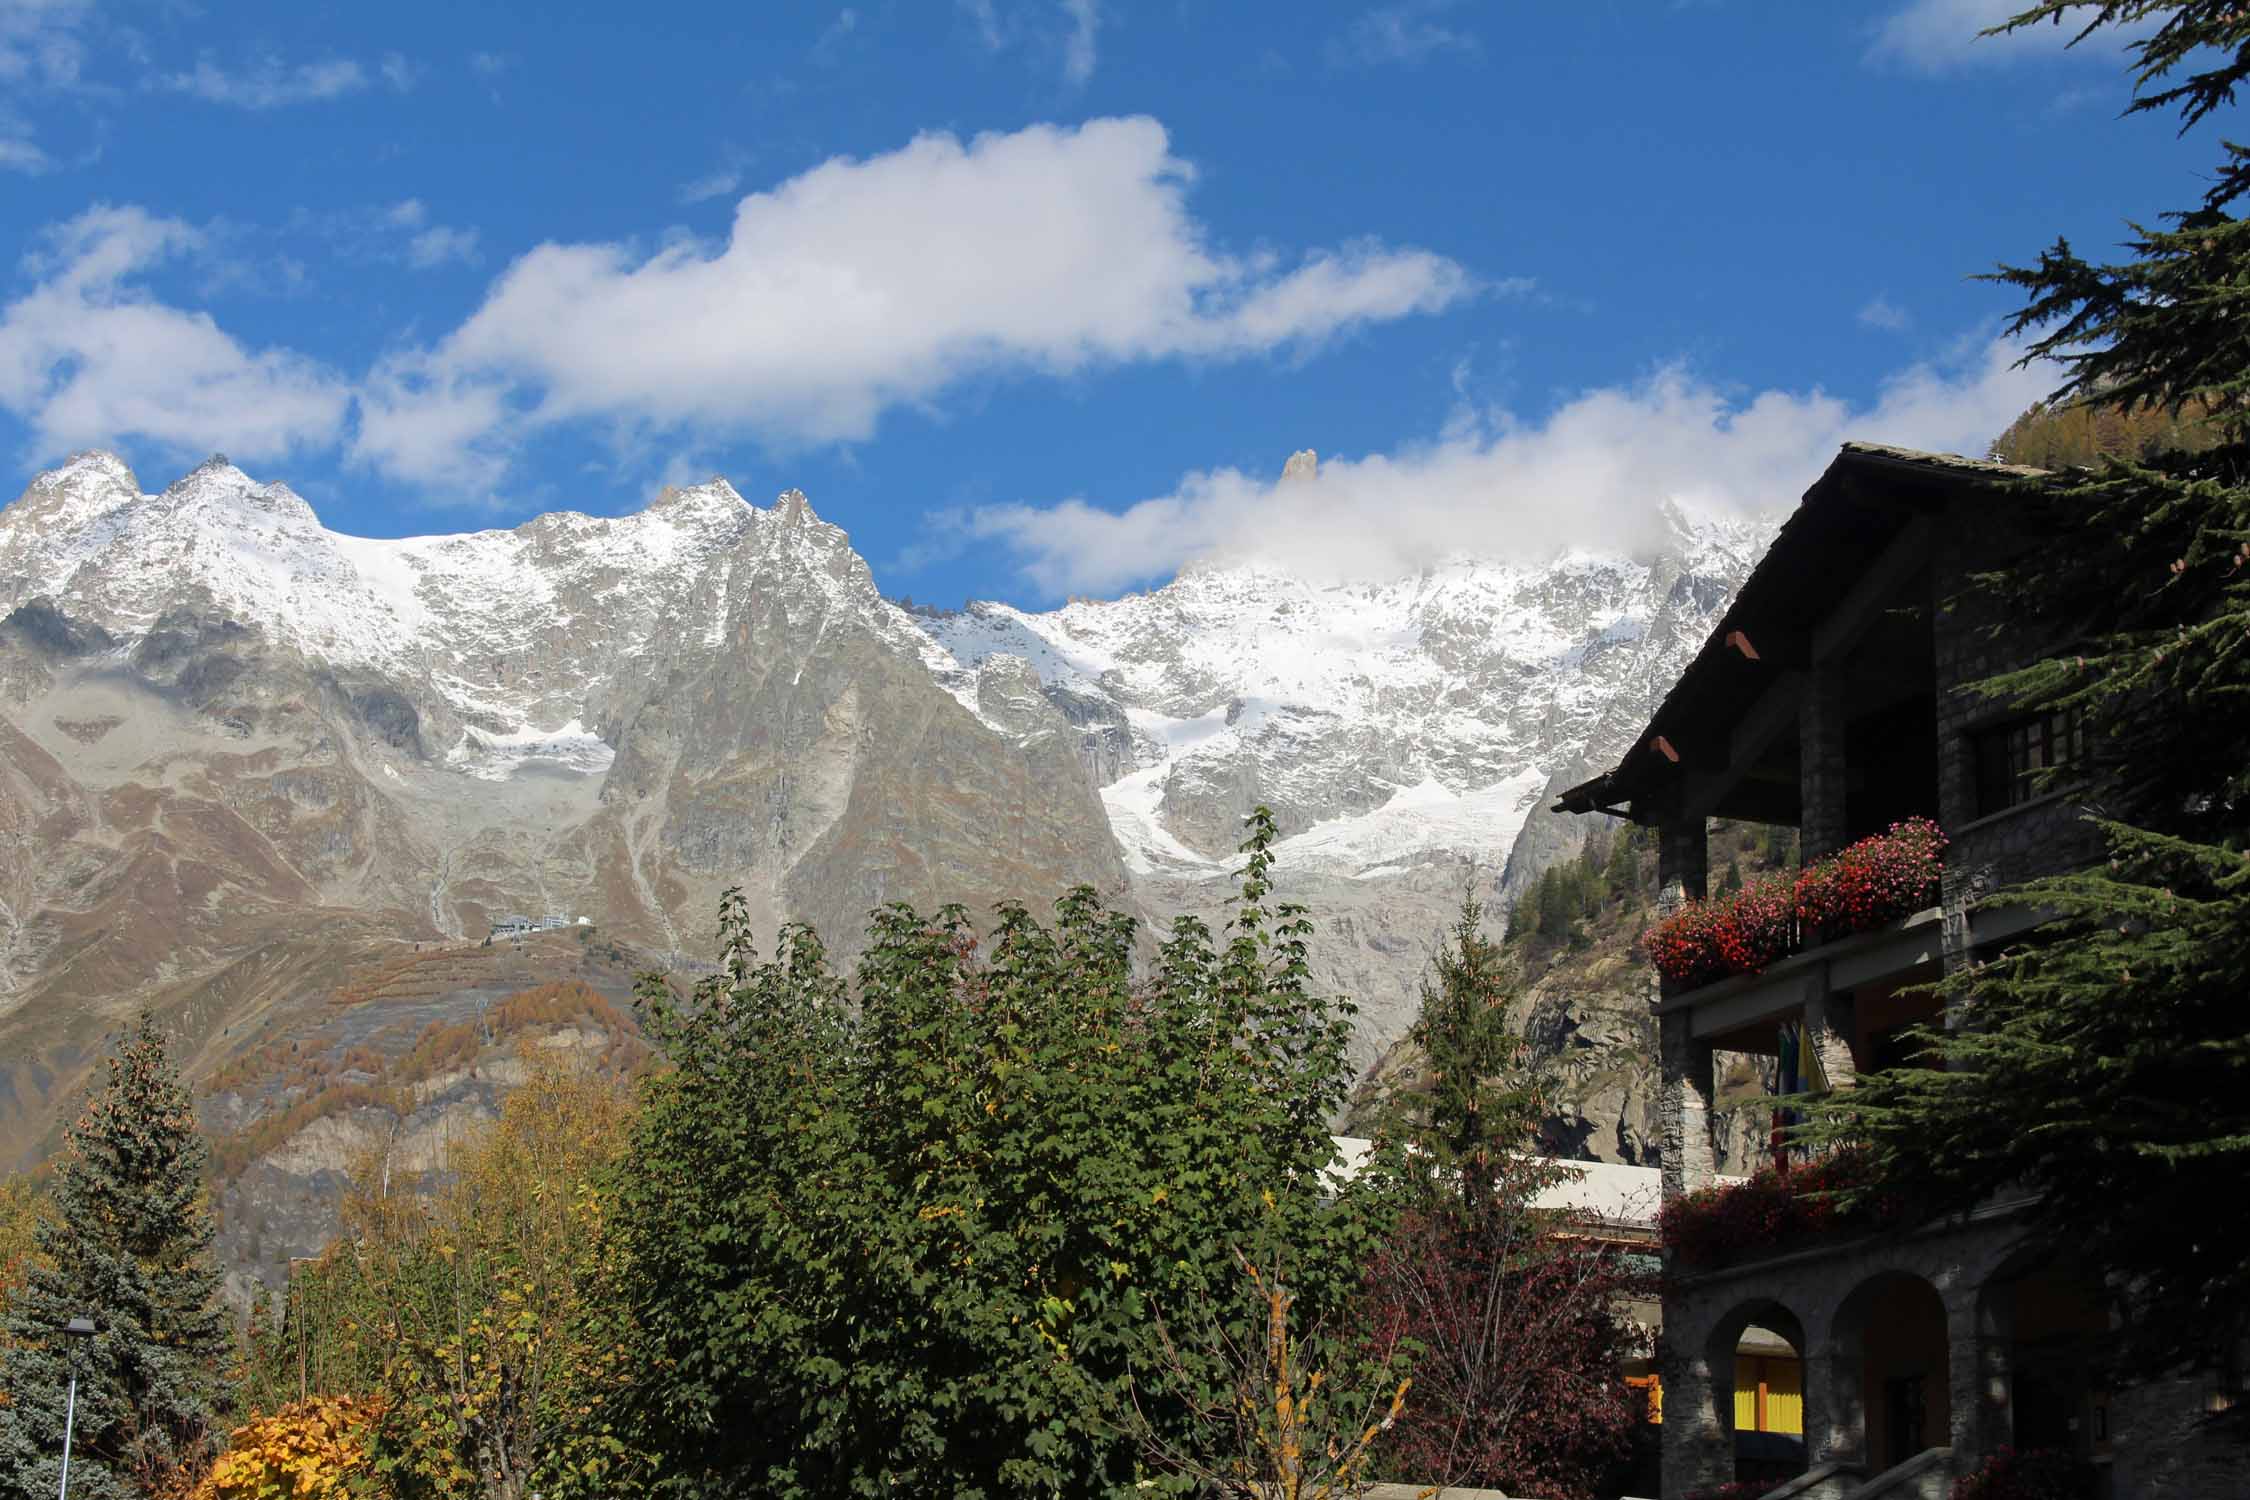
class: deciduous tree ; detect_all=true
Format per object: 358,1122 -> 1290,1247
610,809 -> 1387,1498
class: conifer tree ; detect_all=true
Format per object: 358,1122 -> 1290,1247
1361,893 -> 1643,1497
1805,0 -> 2250,1393
1382,891 -> 1544,1216
0,1017 -> 231,1498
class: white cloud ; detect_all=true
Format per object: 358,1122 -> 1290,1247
379,51 -> 421,91
368,117 -> 1472,481
0,135 -> 50,173
0,205 -> 351,462
1,0 -> 92,170
161,54 -> 370,109
1858,295 -> 1910,331
944,336 -> 2056,595
351,354 -> 512,491
405,225 -> 480,270
468,50 -> 511,76
0,0 -> 89,87
958,0 -> 1104,83
1332,1 -> 1480,67
677,166 -> 744,204
959,0 -> 1004,51
1868,0 -> 2114,71
813,8 -> 860,64
1060,0 -> 1099,84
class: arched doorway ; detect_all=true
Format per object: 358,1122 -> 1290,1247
1832,1271 -> 1950,1471
1984,1255 -> 2111,1456
1705,1301 -> 1809,1485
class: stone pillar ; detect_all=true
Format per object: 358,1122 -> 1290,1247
1951,1285 -> 2015,1470
1660,1009 -> 1716,1201
1805,1337 -> 1867,1477
1803,979 -> 1857,1093
1657,816 -> 1708,915
1800,666 -> 1849,864
1659,1322 -> 1733,1496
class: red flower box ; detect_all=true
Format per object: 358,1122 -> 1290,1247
1657,1146 -> 1898,1267
1642,819 -> 1946,986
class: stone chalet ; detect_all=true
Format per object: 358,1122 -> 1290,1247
1557,443 -> 2247,1499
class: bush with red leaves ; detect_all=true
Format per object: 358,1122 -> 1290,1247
1364,1202 -> 1650,1500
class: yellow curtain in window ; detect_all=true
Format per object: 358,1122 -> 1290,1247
1734,1367 -> 1758,1431
1764,1358 -> 1804,1435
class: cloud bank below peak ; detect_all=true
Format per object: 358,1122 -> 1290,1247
943,335 -> 2058,595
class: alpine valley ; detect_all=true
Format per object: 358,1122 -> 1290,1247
0,449 -> 1772,1296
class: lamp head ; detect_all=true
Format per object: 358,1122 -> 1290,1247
63,1317 -> 95,1339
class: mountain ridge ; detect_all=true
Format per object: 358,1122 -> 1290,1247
0,449 -> 1770,1211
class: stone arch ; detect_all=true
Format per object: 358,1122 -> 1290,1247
1702,1297 -> 1812,1486
1831,1269 -> 1952,1472
1977,1245 -> 2112,1457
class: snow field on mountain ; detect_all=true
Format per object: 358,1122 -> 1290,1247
4,452 -> 1768,884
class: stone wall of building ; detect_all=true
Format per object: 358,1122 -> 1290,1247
1930,502 -> 2106,902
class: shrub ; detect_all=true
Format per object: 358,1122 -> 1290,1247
192,1397 -> 379,1499
1658,1146 -> 1898,1267
1950,1445 -> 2098,1500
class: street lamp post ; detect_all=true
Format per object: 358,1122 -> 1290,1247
57,1316 -> 95,1500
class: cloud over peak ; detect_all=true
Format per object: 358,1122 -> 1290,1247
0,205 -> 350,463
943,336 -> 2056,596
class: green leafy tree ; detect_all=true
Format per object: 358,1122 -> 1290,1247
610,808 -> 1388,1498
0,1016 -> 232,1499
1804,0 -> 2250,1394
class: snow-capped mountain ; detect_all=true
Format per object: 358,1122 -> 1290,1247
919,501 -> 1762,890
0,451 -> 958,779
0,446 -> 1769,1182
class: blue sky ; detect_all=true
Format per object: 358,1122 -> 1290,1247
0,0 -> 2209,604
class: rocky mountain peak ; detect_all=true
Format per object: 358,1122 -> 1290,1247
644,476 -> 750,521
28,449 -> 138,493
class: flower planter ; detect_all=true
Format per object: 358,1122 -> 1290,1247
1644,819 -> 1946,987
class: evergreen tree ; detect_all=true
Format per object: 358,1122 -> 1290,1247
1361,893 -> 1643,1497
1602,824 -> 1643,908
1805,1 -> 2250,1394
0,1017 -> 231,1499
1533,866 -> 1570,940
1383,891 -> 1542,1215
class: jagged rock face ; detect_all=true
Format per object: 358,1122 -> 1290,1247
0,453 -> 1123,1168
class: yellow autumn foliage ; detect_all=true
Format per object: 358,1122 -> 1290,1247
193,1396 -> 379,1499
